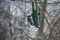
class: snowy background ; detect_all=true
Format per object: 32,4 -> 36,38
0,0 -> 60,40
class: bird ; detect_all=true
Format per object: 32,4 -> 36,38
27,15 -> 33,25
27,13 -> 40,28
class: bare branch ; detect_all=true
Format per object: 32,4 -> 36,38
20,0 -> 60,4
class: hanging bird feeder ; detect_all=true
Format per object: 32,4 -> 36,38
31,0 -> 40,28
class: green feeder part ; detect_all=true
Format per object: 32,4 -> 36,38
32,0 -> 40,28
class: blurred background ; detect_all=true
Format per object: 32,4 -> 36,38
0,0 -> 60,40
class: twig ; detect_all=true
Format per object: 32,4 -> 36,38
20,0 -> 60,4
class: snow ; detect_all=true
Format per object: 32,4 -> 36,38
10,0 -> 60,39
